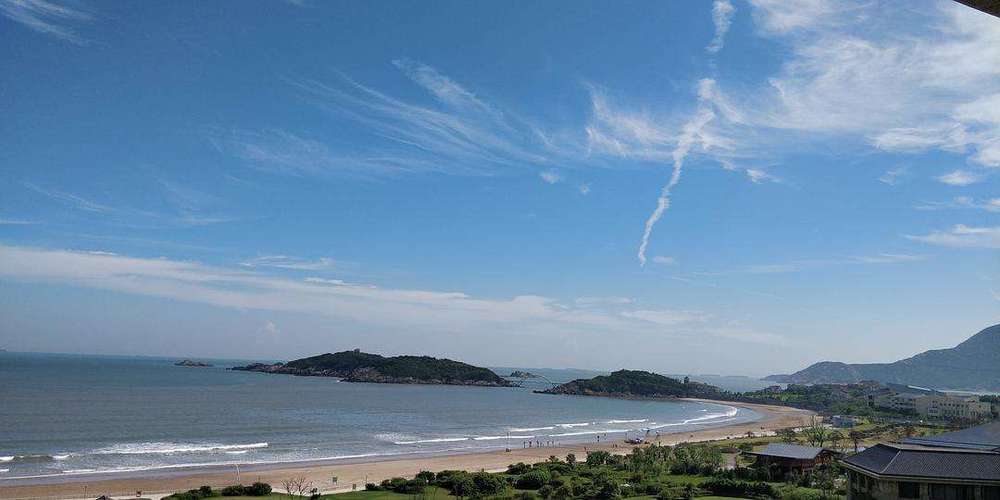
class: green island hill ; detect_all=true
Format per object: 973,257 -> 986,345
231,349 -> 514,387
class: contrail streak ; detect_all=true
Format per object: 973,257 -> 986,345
637,104 -> 714,266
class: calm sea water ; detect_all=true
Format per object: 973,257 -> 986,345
0,352 -> 759,481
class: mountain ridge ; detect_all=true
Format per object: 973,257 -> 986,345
766,324 -> 1000,390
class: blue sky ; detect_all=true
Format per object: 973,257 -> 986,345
1,0 -> 998,375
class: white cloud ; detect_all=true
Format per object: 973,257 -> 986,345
0,245 -> 785,346
0,217 -> 40,225
906,225 -> 1000,249
574,296 -> 634,306
241,255 -> 336,271
705,327 -> 786,346
392,59 -> 492,114
851,253 -> 926,264
745,168 -> 779,184
937,169 -> 985,186
706,0 -> 736,53
879,166 -> 908,185
651,255 -> 677,266
917,196 -> 1000,212
539,170 -> 561,184
258,321 -> 280,336
694,253 -> 926,276
620,309 -> 710,326
0,0 -> 93,45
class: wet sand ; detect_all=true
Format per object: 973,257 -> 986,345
0,400 -> 814,500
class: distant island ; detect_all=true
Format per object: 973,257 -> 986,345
232,349 -> 514,387
766,323 -> 1000,391
538,370 -> 727,400
174,359 -> 212,367
508,370 -> 541,379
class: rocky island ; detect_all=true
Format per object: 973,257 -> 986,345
174,359 -> 213,367
538,369 -> 726,400
232,349 -> 514,387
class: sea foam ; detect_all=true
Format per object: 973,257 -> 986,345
91,442 -> 268,455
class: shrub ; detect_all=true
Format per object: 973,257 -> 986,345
436,469 -> 464,485
245,482 -> 271,496
702,477 -> 776,498
380,477 -> 408,492
553,483 -> 574,499
515,469 -> 551,490
586,450 -> 611,467
163,487 -> 217,500
470,471 -> 507,496
508,462 -> 532,475
364,482 -> 381,491
538,484 -> 554,499
220,485 -> 244,496
416,470 -> 436,482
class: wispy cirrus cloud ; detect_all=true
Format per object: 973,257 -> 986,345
241,255 -> 337,271
879,166 -> 908,186
917,196 -> 1000,213
539,170 -> 562,184
24,182 -> 114,213
652,255 -> 677,266
706,0 -> 736,53
692,253 -> 927,276
23,180 -> 236,227
936,169 -> 986,186
906,225 -> 1000,249
0,217 -> 42,225
0,0 -> 94,45
220,61 -> 568,180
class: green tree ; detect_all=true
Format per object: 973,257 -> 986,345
777,427 -> 798,443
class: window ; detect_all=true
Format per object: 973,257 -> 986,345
899,482 -> 920,499
931,484 -> 975,500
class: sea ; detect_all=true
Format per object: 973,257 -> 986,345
0,352 -> 761,482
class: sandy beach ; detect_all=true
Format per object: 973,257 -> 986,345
0,400 -> 813,500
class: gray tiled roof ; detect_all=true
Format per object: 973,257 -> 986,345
903,421 -> 1000,452
749,443 -> 826,460
843,443 -> 1000,481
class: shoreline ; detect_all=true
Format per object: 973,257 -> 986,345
0,400 -> 813,499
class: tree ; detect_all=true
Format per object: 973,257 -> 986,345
280,477 -> 313,500
848,430 -> 863,453
803,418 -> 830,447
776,428 -> 797,444
828,430 -> 844,452
566,453 -> 576,467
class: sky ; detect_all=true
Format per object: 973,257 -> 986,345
1,0 -> 999,376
